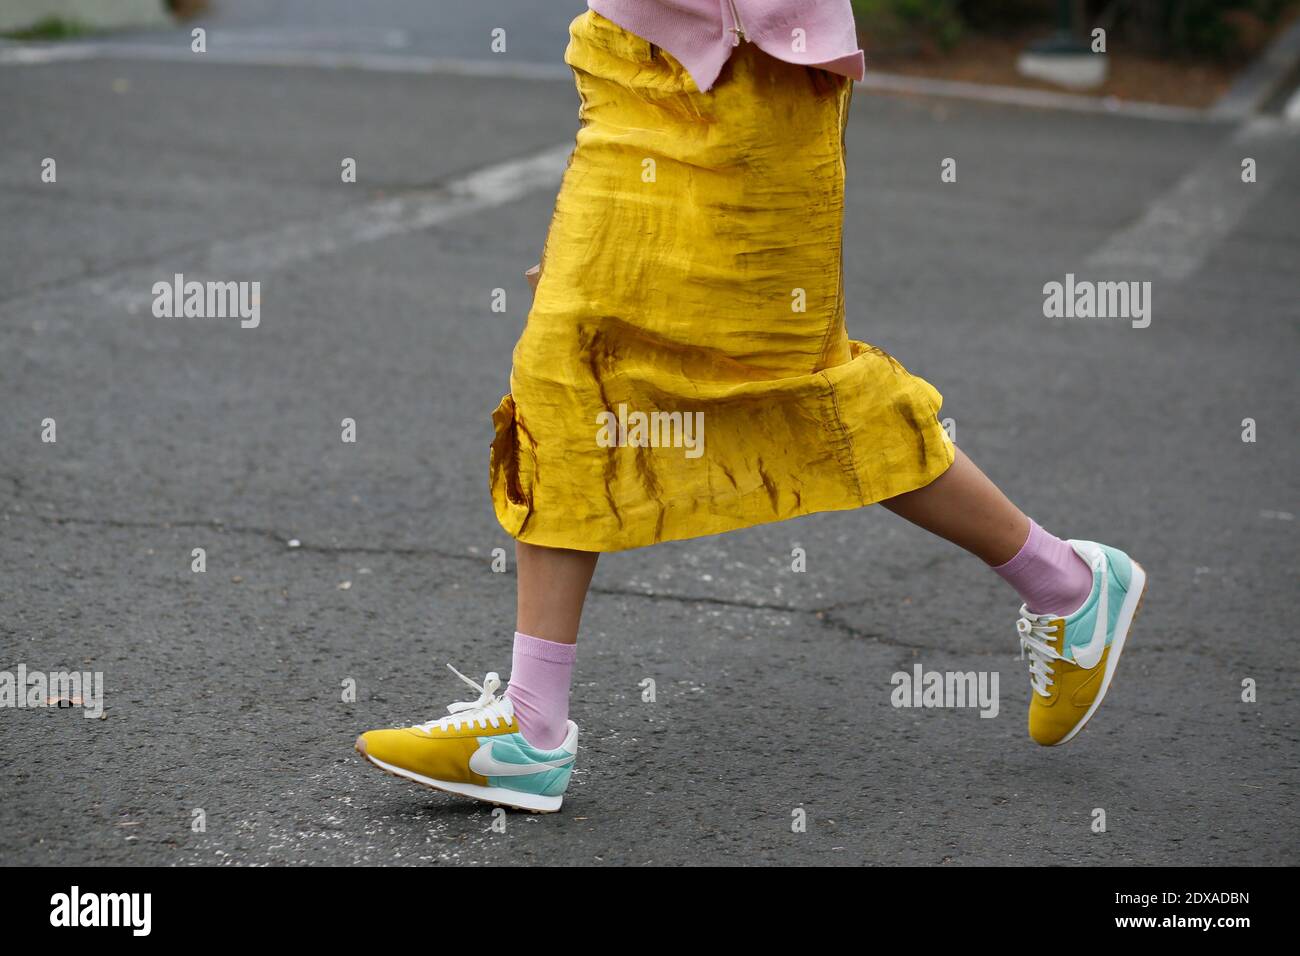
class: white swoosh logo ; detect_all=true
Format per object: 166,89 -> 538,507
1070,559 -> 1109,669
469,743 -> 574,778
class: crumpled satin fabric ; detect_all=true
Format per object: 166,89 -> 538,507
491,11 -> 953,552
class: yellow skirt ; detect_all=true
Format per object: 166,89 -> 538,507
490,12 -> 953,552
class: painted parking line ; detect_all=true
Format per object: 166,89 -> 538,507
1,143 -> 573,317
1286,84 -> 1300,123
0,43 -> 100,65
1086,116 -> 1298,280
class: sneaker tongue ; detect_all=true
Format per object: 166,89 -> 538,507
453,696 -> 513,723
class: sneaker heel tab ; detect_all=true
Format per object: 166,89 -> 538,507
1067,539 -> 1103,561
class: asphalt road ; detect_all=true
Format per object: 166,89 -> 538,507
1,3 -> 1297,865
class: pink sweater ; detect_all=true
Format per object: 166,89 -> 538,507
588,0 -> 865,92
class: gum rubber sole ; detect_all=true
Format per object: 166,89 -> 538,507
354,736 -> 561,814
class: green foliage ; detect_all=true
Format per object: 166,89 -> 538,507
852,0 -> 1298,58
0,16 -> 92,41
853,0 -> 966,52
1098,0 -> 1296,59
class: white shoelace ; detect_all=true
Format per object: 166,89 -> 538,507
1018,608 -> 1065,698
416,665 -> 512,732
1018,546 -> 1105,696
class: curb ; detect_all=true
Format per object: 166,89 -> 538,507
1210,16 -> 1300,119
857,70 -> 1222,123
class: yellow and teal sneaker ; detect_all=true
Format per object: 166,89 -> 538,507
1017,540 -> 1147,746
355,666 -> 578,813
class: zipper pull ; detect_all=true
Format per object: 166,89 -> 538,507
727,0 -> 746,45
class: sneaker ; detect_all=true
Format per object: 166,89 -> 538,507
355,666 -> 577,813
1018,540 -> 1147,746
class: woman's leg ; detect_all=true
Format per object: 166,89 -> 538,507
494,264 -> 601,748
880,446 -> 1028,566
503,541 -> 599,749
354,540 -> 596,800
515,541 -> 599,644
882,447 -> 1093,615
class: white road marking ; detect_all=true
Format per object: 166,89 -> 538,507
1086,116 -> 1298,280
1,143 -> 572,317
1285,84 -> 1300,123
0,44 -> 100,65
5,33 -> 1290,300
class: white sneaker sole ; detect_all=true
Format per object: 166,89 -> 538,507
1053,559 -> 1147,746
356,741 -> 564,813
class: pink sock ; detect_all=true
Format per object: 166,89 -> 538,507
992,519 -> 1094,616
504,631 -> 576,750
